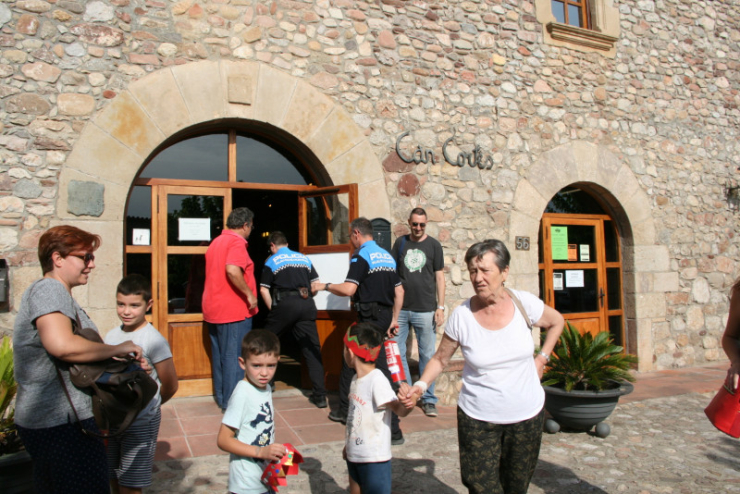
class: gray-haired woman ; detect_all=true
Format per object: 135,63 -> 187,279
403,239 -> 564,494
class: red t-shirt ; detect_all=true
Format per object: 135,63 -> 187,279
202,229 -> 259,324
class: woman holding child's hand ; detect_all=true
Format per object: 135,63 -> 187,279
405,240 -> 564,494
13,226 -> 144,493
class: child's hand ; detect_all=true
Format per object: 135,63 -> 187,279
397,382 -> 414,409
259,443 -> 287,462
342,445 -> 347,461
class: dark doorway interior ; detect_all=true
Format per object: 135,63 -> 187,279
231,188 -> 304,390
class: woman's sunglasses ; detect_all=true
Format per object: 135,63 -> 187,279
69,253 -> 95,265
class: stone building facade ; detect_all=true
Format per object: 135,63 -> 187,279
0,0 -> 739,394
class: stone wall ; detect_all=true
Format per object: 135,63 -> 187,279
0,0 -> 738,371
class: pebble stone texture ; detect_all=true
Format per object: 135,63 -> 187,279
0,0 -> 739,375
150,392 -> 740,493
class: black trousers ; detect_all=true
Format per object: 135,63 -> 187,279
338,307 -> 401,435
264,296 -> 326,398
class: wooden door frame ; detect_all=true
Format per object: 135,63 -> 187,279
540,213 -> 625,342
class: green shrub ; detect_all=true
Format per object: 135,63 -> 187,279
541,322 -> 637,392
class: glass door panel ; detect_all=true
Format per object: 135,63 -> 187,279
166,254 -> 206,314
166,195 -> 224,247
298,184 -> 358,253
552,268 -> 599,313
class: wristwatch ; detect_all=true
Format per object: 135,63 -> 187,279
324,282 -> 331,291
437,305 -> 445,310
538,351 -> 551,362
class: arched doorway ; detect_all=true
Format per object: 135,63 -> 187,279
124,122 -> 358,397
538,186 -> 626,346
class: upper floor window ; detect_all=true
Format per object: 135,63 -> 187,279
536,0 -> 619,57
551,0 -> 589,29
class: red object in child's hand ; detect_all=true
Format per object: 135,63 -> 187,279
261,443 -> 304,492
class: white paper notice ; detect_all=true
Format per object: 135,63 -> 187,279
553,272 -> 564,291
580,244 -> 590,262
565,270 -> 585,288
132,228 -> 150,246
178,218 -> 211,241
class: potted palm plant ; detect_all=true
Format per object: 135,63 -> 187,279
541,322 -> 637,438
0,335 -> 33,493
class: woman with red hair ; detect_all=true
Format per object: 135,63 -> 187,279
13,225 -> 145,494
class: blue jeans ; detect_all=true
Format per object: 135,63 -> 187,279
394,310 -> 437,404
209,318 -> 252,409
347,460 -> 391,494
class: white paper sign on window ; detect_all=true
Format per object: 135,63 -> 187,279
178,218 -> 211,241
132,228 -> 150,246
565,270 -> 585,288
580,244 -> 590,262
553,272 -> 564,291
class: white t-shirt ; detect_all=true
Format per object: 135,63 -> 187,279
104,322 -> 173,423
445,289 -> 545,424
222,380 -> 274,494
345,368 -> 398,463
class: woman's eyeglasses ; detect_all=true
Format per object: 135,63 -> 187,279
411,222 -> 426,228
70,253 -> 95,265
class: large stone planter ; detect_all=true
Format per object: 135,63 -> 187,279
543,381 -> 634,438
0,449 -> 33,493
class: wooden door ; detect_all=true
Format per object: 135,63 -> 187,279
539,214 -> 625,344
298,184 -> 358,390
155,185 -> 231,397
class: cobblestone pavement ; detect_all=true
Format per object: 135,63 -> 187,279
151,392 -> 740,493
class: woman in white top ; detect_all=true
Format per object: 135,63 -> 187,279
404,239 -> 564,494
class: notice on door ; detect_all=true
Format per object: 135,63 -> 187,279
132,228 -> 150,246
178,218 -> 211,241
565,270 -> 584,288
551,226 -> 568,260
553,272 -> 564,291
568,244 -> 578,261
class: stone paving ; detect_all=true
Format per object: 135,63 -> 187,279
150,391 -> 740,493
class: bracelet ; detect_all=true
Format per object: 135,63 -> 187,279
437,305 -> 445,310
538,351 -> 550,362
413,380 -> 428,395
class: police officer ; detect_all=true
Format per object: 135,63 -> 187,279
314,217 -> 406,445
260,231 -> 327,408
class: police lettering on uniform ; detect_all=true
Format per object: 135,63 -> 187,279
259,231 -> 327,408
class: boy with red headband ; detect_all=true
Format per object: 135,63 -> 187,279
342,323 -> 414,494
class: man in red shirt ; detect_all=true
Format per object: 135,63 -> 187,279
202,207 -> 259,410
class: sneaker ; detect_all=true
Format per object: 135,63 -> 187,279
421,402 -> 438,417
328,409 -> 347,424
309,395 -> 328,409
391,430 -> 405,446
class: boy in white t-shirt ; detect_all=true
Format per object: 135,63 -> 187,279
217,329 -> 287,494
343,323 -> 414,494
104,274 -> 179,494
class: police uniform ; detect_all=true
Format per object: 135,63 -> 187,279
339,240 -> 403,433
260,246 -> 326,401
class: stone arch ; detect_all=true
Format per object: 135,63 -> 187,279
509,141 -> 663,372
54,60 -> 388,325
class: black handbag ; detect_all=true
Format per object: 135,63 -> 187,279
55,313 -> 158,438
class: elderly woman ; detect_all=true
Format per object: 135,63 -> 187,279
13,225 -> 144,493
404,239 -> 564,494
722,277 -> 740,392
